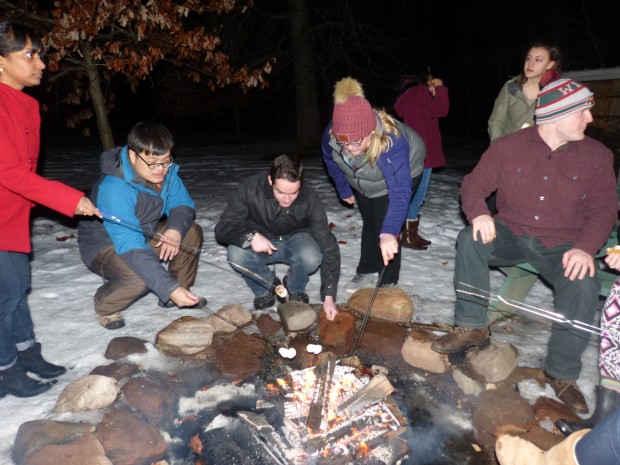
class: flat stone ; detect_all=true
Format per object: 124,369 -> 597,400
204,303 -> 252,333
533,396 -> 581,425
318,308 -> 355,354
256,313 -> 282,337
358,319 -> 407,357
212,332 -> 266,379
104,337 -> 148,360
401,329 -> 450,373
53,375 -> 120,414
346,288 -> 414,322
20,433 -> 111,465
453,369 -> 484,397
90,362 -> 140,381
277,301 -> 317,332
466,342 -> 520,383
473,387 -> 537,448
95,409 -> 167,465
156,316 -> 214,355
122,377 -> 178,427
13,420 -> 96,465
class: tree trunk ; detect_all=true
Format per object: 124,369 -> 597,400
79,42 -> 115,149
288,0 -> 321,152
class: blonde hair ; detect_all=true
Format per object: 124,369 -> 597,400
365,109 -> 399,166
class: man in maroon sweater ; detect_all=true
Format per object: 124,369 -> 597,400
432,79 -> 618,415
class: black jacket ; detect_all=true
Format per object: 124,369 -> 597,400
215,171 -> 340,300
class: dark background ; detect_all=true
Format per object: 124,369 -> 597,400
24,0 -> 620,150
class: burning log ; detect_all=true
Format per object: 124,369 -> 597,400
237,411 -> 300,465
306,352 -> 337,432
335,373 -> 394,419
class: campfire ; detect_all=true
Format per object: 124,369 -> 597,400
191,352 -> 409,465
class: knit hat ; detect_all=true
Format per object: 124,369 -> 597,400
332,77 -> 375,142
535,78 -> 594,124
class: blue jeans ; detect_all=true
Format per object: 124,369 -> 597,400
0,252 -> 36,369
407,167 -> 432,219
575,407 -> 620,464
227,233 -> 322,297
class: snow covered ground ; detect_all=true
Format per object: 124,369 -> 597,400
0,138 -> 603,463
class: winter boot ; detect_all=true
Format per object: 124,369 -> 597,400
414,215 -> 431,246
495,429 -> 589,465
282,274 -> 309,304
18,343 -> 67,379
431,326 -> 490,354
398,218 -> 428,250
0,363 -> 53,398
555,385 -> 620,436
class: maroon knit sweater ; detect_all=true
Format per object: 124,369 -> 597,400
461,127 -> 618,256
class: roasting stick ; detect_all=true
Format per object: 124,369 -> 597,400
351,265 -> 387,355
457,282 -> 620,344
100,212 -> 287,297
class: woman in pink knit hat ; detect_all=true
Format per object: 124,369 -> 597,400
321,77 -> 426,293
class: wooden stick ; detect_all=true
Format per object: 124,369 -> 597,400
335,373 -> 394,418
352,265 -> 387,355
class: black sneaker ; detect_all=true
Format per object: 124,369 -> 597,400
254,276 -> 281,310
283,274 -> 309,303
254,293 -> 276,310
288,292 -> 309,304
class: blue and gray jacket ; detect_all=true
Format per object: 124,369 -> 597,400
78,146 -> 196,302
321,119 -> 425,236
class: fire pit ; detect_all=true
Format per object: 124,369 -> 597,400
188,353 -> 409,465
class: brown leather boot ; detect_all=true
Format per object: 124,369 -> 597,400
431,326 -> 490,354
545,372 -> 589,415
414,215 -> 431,246
399,219 -> 428,250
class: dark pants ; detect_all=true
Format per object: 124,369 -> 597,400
0,252 -> 35,368
575,407 -> 620,464
89,222 -> 203,316
355,174 -> 422,285
454,220 -> 599,380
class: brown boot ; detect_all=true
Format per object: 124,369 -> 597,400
414,215 -> 431,246
545,372 -> 589,415
399,219 -> 428,250
495,429 -> 588,465
431,326 -> 490,354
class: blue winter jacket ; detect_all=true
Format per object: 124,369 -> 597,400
78,146 -> 196,301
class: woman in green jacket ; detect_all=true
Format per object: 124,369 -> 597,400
488,43 -> 561,142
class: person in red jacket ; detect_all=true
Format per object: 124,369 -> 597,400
0,21 -> 100,398
393,64 -> 449,249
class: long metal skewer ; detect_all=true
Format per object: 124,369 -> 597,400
457,282 -> 620,344
352,265 -> 387,355
100,212 -> 279,292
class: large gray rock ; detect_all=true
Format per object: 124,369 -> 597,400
155,316 -> 214,355
53,375 -> 120,414
204,303 -> 252,333
346,288 -> 414,322
466,342 -> 520,383
401,329 -> 450,373
277,300 -> 317,332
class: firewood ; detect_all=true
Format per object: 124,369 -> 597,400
335,373 -> 394,418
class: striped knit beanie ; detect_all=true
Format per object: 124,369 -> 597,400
332,77 -> 375,142
535,78 -> 594,125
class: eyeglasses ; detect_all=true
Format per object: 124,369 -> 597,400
136,153 -> 174,171
336,138 -> 364,148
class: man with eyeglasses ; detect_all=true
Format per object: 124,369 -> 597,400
78,122 -> 204,329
